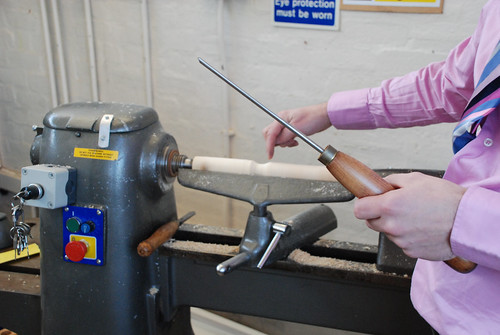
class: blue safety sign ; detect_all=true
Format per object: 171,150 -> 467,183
274,0 -> 339,30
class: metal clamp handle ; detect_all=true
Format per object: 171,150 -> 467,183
257,223 -> 290,269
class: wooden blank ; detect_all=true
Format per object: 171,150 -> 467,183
191,156 -> 336,182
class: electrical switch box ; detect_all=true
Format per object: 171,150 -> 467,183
21,164 -> 76,209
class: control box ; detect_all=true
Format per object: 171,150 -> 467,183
63,205 -> 106,266
21,164 -> 76,209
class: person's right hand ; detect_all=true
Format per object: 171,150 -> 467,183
354,172 -> 465,261
262,102 -> 331,159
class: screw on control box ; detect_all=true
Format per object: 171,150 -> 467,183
21,164 -> 76,209
63,205 -> 105,266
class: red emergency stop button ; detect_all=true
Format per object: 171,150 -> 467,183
65,240 -> 88,262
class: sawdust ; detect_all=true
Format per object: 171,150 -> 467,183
166,240 -> 381,273
162,237 -> 416,279
287,249 -> 380,273
166,240 -> 239,255
166,239 -> 384,273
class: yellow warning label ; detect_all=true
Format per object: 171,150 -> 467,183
74,148 -> 119,161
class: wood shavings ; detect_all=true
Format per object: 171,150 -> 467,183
287,249 -> 381,273
166,240 -> 238,255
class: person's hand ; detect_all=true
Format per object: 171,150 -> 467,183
262,102 -> 331,159
354,172 -> 466,261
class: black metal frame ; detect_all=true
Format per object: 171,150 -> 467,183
156,224 -> 433,335
0,222 -> 433,335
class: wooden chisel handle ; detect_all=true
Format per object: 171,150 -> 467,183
137,220 -> 180,257
319,146 -> 477,274
137,211 -> 195,257
322,150 -> 394,197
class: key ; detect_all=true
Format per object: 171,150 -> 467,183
10,225 -> 22,256
12,206 -> 22,224
10,195 -> 30,257
9,188 -> 36,257
10,223 -> 31,256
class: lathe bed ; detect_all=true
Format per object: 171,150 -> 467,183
0,220 -> 432,335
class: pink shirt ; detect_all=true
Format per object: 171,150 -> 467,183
327,1 -> 500,334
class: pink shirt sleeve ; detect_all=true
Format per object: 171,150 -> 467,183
327,37 -> 483,130
452,186 -> 500,270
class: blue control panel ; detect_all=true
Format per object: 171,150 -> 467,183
63,205 -> 106,266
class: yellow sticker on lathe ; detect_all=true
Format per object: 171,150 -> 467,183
74,148 -> 119,161
0,243 -> 40,264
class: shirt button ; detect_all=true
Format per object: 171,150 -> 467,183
484,138 -> 493,147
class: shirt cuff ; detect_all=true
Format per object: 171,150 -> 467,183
451,186 -> 500,270
327,88 -> 377,129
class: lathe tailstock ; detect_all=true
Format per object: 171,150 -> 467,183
1,102 -> 434,334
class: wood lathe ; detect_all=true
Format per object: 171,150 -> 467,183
0,101 -> 436,334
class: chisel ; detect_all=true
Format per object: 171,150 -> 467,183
199,57 -> 476,274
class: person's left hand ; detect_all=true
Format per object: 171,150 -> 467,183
354,172 -> 466,261
262,102 -> 330,159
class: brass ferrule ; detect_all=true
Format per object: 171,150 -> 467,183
318,145 -> 338,165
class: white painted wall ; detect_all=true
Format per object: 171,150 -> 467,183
0,0 -> 488,245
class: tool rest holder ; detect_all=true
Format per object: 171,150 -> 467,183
178,168 -> 445,276
178,169 -> 354,274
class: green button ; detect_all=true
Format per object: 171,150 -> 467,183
66,217 -> 81,233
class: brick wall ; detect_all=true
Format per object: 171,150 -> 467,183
0,0 -> 488,243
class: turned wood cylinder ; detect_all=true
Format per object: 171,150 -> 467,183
191,156 -> 336,181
